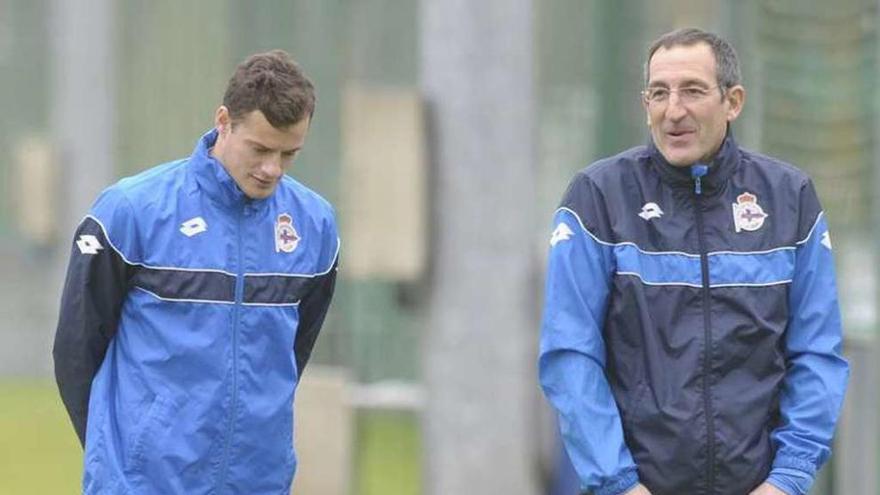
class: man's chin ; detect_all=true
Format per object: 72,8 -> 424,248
661,150 -> 698,167
244,187 -> 276,200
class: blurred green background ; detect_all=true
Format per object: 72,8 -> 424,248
1,0 -> 878,494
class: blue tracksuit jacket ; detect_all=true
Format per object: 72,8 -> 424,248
539,134 -> 849,495
53,129 -> 339,494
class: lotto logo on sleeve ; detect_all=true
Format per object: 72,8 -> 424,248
76,235 -> 103,255
550,223 -> 574,247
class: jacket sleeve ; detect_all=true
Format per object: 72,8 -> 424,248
293,212 -> 340,381
768,180 -> 849,494
538,203 -> 639,495
53,203 -> 133,447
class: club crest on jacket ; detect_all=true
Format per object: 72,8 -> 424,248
275,213 -> 300,253
732,192 -> 768,232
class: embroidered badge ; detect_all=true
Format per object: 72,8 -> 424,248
550,222 -> 574,247
180,216 -> 207,237
76,234 -> 103,255
275,213 -> 300,253
638,202 -> 664,221
732,192 -> 768,233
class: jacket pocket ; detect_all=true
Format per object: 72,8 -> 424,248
124,394 -> 177,476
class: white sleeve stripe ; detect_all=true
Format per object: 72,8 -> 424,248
82,214 -> 339,278
556,207 -> 814,257
81,214 -> 140,268
795,211 -> 825,246
132,286 -> 235,305
615,272 -> 793,288
556,207 -> 700,258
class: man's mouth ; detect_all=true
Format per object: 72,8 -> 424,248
251,175 -> 274,187
667,129 -> 694,138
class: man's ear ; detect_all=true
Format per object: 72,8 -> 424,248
725,85 -> 745,122
214,106 -> 231,135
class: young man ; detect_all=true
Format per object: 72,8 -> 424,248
53,50 -> 339,494
539,28 -> 849,495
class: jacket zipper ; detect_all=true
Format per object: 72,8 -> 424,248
691,164 -> 715,492
217,205 -> 246,492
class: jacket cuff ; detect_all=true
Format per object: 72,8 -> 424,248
767,467 -> 814,495
591,469 -> 639,495
772,454 -> 817,479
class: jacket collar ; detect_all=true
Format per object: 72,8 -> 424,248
188,129 -> 265,209
648,129 -> 740,195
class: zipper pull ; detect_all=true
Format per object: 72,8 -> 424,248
691,164 -> 709,195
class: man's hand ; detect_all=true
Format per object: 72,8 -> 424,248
748,482 -> 787,495
624,483 -> 652,495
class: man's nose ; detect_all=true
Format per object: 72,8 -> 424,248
664,95 -> 687,121
260,154 -> 284,179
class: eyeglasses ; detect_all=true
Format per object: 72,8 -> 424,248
641,85 -> 721,105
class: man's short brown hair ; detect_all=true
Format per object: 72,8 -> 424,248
222,49 -> 316,128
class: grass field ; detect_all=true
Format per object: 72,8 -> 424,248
356,411 -> 420,495
0,380 -> 420,495
0,379 -> 82,493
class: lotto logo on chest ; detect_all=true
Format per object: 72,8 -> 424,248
732,192 -> 768,233
275,213 -> 300,253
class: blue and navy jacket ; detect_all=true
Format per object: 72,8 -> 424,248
539,134 -> 849,495
53,129 -> 339,494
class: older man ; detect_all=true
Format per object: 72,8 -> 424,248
539,28 -> 848,495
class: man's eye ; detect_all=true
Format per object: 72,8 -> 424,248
650,89 -> 669,100
681,87 -> 705,97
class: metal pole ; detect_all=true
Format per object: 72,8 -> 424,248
50,0 -> 116,239
47,0 -> 116,378
421,0 -> 540,493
